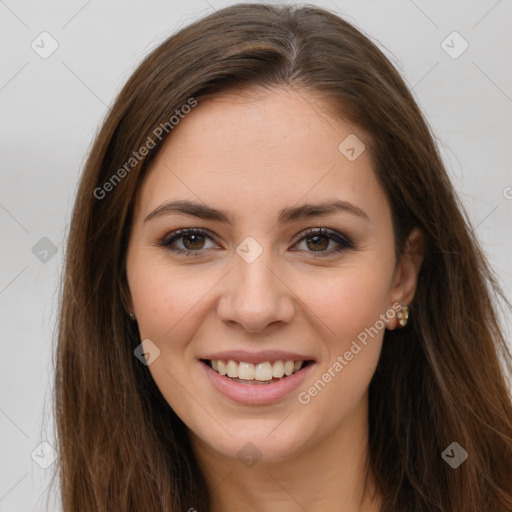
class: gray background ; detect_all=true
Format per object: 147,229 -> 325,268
1,0 -> 511,510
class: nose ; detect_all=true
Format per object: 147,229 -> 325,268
216,249 -> 296,333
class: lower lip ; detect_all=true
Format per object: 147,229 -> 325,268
200,360 -> 315,405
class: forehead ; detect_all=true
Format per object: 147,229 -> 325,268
134,87 -> 390,228
156,86 -> 355,165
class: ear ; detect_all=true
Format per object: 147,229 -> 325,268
387,227 -> 425,330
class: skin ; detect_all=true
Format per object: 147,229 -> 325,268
124,86 -> 424,512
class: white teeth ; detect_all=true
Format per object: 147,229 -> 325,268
217,360 -> 227,375
272,360 -> 285,378
254,362 -> 273,381
226,360 -> 238,378
209,358 -> 308,381
238,362 -> 255,380
284,360 -> 295,376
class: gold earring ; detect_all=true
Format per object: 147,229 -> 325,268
397,305 -> 409,327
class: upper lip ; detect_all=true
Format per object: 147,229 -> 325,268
200,350 -> 315,365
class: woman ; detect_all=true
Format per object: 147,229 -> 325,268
52,3 -> 512,511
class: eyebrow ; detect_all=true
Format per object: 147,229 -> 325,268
143,198 -> 370,225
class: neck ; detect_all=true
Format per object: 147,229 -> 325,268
189,396 -> 382,512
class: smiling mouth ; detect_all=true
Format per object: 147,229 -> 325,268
200,359 -> 314,385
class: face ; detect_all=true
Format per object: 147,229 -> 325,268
125,86 -> 416,464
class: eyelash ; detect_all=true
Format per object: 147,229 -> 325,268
157,227 -> 355,258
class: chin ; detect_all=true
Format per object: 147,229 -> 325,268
192,416 -> 317,465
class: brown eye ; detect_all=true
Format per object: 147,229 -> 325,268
304,233 -> 330,251
293,228 -> 354,257
159,228 -> 218,255
181,233 -> 206,250
158,227 -> 354,258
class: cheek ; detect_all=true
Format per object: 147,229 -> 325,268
294,259 -> 392,414
306,260 -> 393,345
128,257 -> 213,342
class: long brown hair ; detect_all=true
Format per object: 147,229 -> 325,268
51,3 -> 512,510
